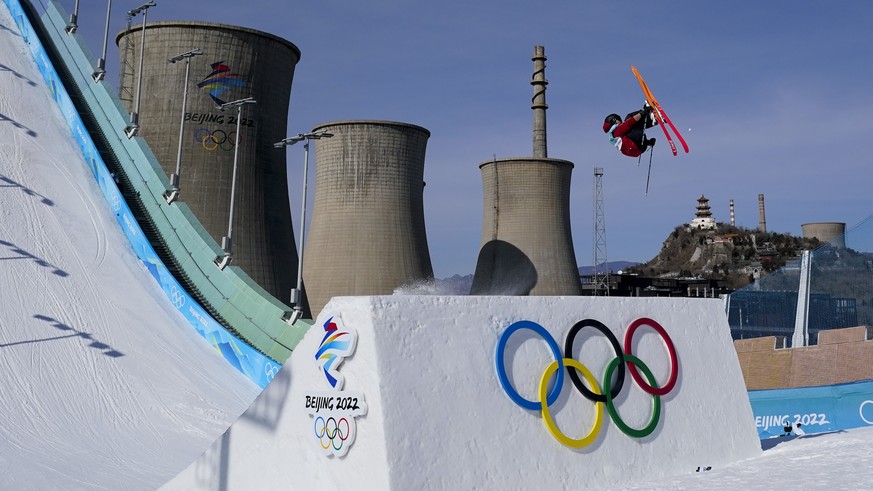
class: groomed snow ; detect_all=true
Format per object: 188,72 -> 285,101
612,426 -> 873,491
3,1 -> 873,490
0,4 -> 259,490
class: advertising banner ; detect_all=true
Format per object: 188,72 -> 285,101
749,379 -> 873,439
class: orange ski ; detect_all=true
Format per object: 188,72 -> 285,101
631,66 -> 689,155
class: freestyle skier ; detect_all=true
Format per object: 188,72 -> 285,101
603,104 -> 658,158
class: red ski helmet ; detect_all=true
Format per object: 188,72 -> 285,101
603,113 -> 621,132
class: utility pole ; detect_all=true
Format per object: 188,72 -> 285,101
593,167 -> 609,296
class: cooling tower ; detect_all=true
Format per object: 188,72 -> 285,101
801,222 -> 846,248
470,158 -> 582,295
115,22 -> 300,302
302,120 -> 434,316
470,45 -> 582,296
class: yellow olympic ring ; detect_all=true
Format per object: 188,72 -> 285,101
538,358 -> 604,448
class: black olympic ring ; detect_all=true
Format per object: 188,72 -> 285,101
564,319 -> 625,403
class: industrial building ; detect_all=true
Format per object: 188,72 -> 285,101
116,21 -> 300,302
470,46 -> 583,296
303,120 -> 434,316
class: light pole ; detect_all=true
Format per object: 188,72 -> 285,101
91,0 -> 112,81
214,97 -> 256,270
65,0 -> 80,34
124,0 -> 156,139
164,48 -> 203,205
273,130 -> 333,323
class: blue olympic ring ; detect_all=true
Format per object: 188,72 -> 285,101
495,320 -> 564,410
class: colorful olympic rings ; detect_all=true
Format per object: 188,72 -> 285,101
495,318 -> 679,446
194,127 -> 240,151
314,415 -> 350,451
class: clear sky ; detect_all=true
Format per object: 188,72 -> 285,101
54,0 -> 873,278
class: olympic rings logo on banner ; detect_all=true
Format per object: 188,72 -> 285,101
495,318 -> 679,448
194,127 -> 241,151
314,416 -> 351,451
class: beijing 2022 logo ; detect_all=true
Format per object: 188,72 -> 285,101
495,317 -> 679,448
304,315 -> 368,457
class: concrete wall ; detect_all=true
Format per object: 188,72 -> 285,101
116,22 -> 300,302
734,326 -> 873,390
163,296 -> 761,490
472,158 -> 582,295
303,121 -> 434,316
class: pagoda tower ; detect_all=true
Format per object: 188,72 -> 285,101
690,195 -> 716,230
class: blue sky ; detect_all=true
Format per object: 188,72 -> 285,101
54,0 -> 873,277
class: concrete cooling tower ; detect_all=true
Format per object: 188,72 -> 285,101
303,120 -> 434,316
116,22 -> 300,302
802,222 -> 847,248
470,46 -> 582,296
471,158 -> 582,295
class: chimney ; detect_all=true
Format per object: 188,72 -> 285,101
730,199 -> 735,226
531,46 -> 548,158
758,194 -> 767,233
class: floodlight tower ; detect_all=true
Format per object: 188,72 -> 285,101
593,166 -> 609,296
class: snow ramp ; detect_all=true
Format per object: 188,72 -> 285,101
164,296 -> 762,490
0,2 -> 261,489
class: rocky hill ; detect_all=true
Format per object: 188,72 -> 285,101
625,224 -> 822,290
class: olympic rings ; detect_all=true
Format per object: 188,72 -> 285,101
194,127 -> 240,151
495,318 -> 679,446
314,415 -> 350,451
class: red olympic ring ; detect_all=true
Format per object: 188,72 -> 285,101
624,317 -> 678,396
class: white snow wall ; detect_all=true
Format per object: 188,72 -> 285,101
164,295 -> 761,490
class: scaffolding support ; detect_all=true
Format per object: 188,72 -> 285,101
593,167 -> 609,296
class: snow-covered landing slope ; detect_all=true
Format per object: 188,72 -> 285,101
0,4 -> 260,489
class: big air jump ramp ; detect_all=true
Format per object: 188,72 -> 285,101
164,296 -> 761,490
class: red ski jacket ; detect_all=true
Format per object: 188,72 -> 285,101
607,116 -> 643,158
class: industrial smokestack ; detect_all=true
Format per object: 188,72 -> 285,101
730,199 -> 735,227
531,46 -> 548,158
758,193 -> 767,233
471,45 -> 581,296
303,120 -> 434,316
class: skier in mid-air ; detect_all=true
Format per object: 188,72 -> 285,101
603,104 -> 658,158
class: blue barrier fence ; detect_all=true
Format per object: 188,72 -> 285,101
4,0 -> 281,388
749,379 -> 873,439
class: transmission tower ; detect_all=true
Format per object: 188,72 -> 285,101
593,167 -> 609,296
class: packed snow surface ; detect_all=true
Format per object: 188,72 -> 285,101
2,2 -> 873,490
0,4 -> 259,489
